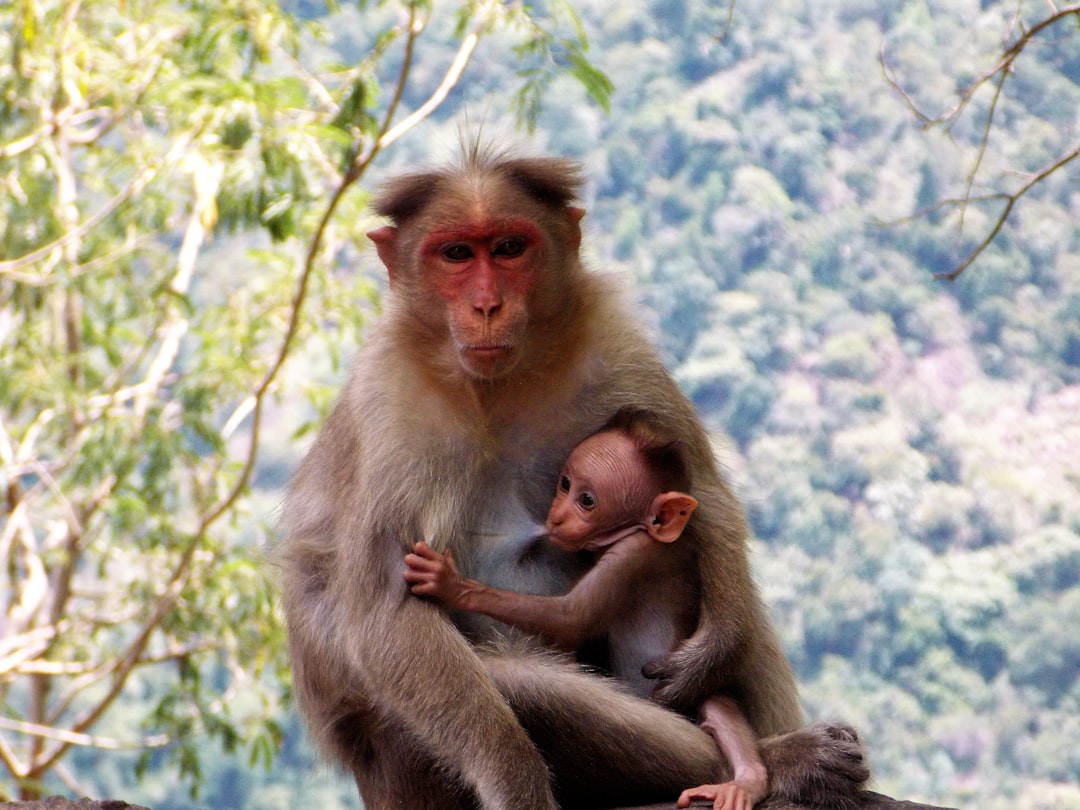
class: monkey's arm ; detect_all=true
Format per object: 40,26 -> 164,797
640,476 -> 802,733
405,536 -> 655,651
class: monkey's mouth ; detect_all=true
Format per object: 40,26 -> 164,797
456,341 -> 519,379
461,342 -> 515,363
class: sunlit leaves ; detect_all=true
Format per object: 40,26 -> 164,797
505,0 -> 612,128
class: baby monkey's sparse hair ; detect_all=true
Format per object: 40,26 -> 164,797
602,408 -> 693,494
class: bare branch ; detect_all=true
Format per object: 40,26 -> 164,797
0,729 -> 26,779
710,0 -> 737,42
30,535 -> 210,771
881,3 -> 1080,278
0,129 -> 45,160
378,1 -> 495,150
45,639 -> 218,726
132,156 -> 220,420
935,143 -> 1080,280
273,44 -> 337,113
0,176 -> 143,274
879,41 -> 950,126
0,716 -> 169,751
0,626 -> 59,677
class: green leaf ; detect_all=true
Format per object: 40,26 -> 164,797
566,47 -> 613,112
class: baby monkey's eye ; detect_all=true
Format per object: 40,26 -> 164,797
558,475 -> 571,493
578,492 -> 596,510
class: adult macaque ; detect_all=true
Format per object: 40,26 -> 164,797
279,144 -> 868,809
404,408 -> 769,810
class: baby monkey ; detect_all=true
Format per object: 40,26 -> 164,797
404,409 -> 768,810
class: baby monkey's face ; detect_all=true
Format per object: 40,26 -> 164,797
544,430 -> 654,551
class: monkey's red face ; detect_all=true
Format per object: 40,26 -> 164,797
416,218 -> 543,380
545,431 -> 654,551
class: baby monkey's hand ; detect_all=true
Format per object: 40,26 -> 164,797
404,541 -> 468,607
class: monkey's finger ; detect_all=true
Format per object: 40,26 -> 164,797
405,576 -> 441,594
641,659 -> 667,679
403,566 -> 437,583
404,553 -> 442,571
413,542 -> 448,563
677,785 -> 722,807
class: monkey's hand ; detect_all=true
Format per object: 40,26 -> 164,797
403,542 -> 472,608
642,647 -> 716,714
676,779 -> 762,810
641,652 -> 688,707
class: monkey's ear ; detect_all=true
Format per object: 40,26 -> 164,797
646,492 -> 699,544
567,207 -> 585,251
367,226 -> 399,286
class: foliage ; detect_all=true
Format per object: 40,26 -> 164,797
0,0 -> 608,800
2,0 -> 1076,807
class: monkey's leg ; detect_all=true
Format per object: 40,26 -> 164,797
285,579 -> 558,810
336,711 -> 478,810
482,649 -> 727,809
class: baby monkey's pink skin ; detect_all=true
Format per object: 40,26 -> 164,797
404,426 -> 769,808
678,697 -> 769,810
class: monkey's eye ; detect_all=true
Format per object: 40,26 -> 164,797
558,475 -> 571,493
442,244 -> 473,262
577,492 -> 596,510
492,237 -> 526,258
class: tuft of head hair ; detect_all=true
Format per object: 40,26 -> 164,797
371,140 -> 584,225
602,408 -> 692,493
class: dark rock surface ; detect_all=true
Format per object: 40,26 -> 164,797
0,800 -> 150,810
630,791 -> 956,809
1,793 -> 956,810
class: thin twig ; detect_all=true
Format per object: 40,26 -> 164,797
935,143 -> 1080,280
0,730 -> 25,779
0,132 -> 193,275
880,3 -> 1080,278
713,0 -> 737,43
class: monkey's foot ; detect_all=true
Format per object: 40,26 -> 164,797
759,722 -> 869,810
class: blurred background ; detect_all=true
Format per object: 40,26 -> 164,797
1,0 -> 1077,807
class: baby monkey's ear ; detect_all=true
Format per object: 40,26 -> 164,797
645,492 -> 699,543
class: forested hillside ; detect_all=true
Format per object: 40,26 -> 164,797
3,0 -> 1076,807
545,2 -> 1080,807
541,2 -> 1080,807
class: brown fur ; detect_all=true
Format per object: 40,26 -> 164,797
278,145 -> 867,809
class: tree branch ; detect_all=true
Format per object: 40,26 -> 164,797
0,133 -> 192,276
935,143 -> 1080,280
199,0 -> 478,530
880,3 -> 1080,278
0,716 -> 170,751
377,1 -> 494,150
